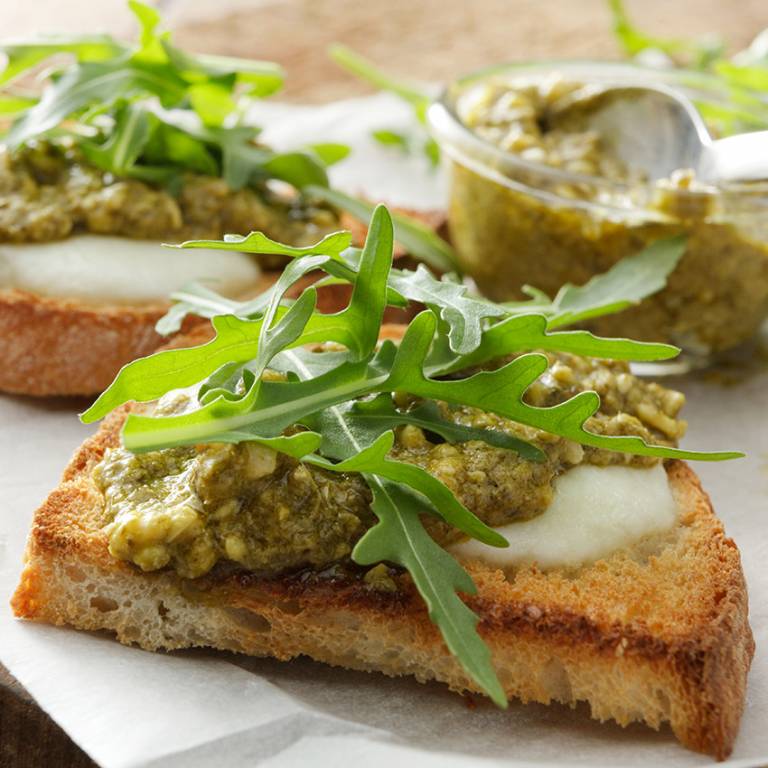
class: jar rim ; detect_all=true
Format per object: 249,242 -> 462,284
428,59 -> 768,203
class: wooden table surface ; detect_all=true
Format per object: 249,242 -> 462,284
3,1 -> 767,765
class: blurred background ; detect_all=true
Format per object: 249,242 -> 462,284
3,2 -> 768,767
7,0 -> 767,101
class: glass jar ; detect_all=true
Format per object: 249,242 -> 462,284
428,61 -> 768,362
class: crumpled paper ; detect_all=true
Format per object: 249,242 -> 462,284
1,93 -> 766,768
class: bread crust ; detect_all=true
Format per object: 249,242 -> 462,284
0,208 -> 444,397
11,406 -> 754,759
0,289 -> 168,397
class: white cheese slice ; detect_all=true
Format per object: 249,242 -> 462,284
451,463 -> 677,570
0,235 -> 261,305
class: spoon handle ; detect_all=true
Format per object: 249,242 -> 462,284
702,132 -> 768,183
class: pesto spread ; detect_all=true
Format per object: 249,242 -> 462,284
444,75 -> 768,355
0,142 -> 338,246
94,352 -> 686,579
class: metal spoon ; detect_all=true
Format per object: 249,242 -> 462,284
548,83 -> 768,184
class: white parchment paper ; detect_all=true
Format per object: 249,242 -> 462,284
0,93 -> 766,768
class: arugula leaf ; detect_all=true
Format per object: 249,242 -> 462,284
7,60 -> 185,148
250,287 -> 318,383
427,313 -> 678,377
259,150 -> 330,190
250,203 -> 392,364
186,82 -> 236,128
389,265 -> 505,353
329,44 -> 431,112
79,101 -> 154,176
164,228 -> 407,326
88,304 -> 376,426
372,129 -> 410,150
345,236 -> 682,360
305,184 -> 457,273
306,431 -> 506,547
129,0 -> 162,50
343,395 -> 543,460
607,1 -> 768,134
388,312 -> 740,461
115,354 -> 366,451
608,0 -> 723,68
143,105 -> 330,190
329,44 -> 439,166
308,143 -> 351,166
0,93 -> 38,115
284,345 -> 507,706
175,228 -> 353,259
233,431 -> 322,458
543,235 -> 687,328
499,236 -> 687,329
159,229 -> 684,366
0,35 -> 125,87
87,207 -> 392,421
110,307 -> 735,461
160,42 -> 284,98
82,314 -> 268,423
338,204 -> 394,358
355,479 -> 506,706
155,283 -> 245,336
146,118 -> 219,177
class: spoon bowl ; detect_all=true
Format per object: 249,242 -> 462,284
550,83 -> 768,184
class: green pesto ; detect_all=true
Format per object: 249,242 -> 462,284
94,352 -> 686,579
0,143 -> 338,246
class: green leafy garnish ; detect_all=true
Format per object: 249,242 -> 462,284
0,1 -> 329,193
336,395 -> 542,458
0,5 -> 456,272
608,0 -> 724,68
155,227 -> 684,369
355,478 -> 507,706
372,129 -> 410,151
82,206 -> 740,706
607,0 -> 768,135
506,234 -> 687,329
329,44 -> 431,116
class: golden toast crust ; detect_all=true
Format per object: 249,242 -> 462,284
11,404 -> 754,760
0,289 -> 166,397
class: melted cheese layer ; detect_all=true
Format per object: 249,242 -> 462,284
451,463 -> 677,570
0,235 -> 261,305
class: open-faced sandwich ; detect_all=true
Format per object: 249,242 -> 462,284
0,2 -> 450,397
12,206 -> 752,759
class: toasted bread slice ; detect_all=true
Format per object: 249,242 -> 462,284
11,404 -> 753,759
0,289 -> 169,397
0,208 -> 441,397
0,275 -> 355,397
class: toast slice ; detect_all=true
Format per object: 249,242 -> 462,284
12,406 -> 753,759
0,275 -> 340,397
0,208 -> 439,397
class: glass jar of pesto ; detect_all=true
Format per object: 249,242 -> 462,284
428,61 -> 768,361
